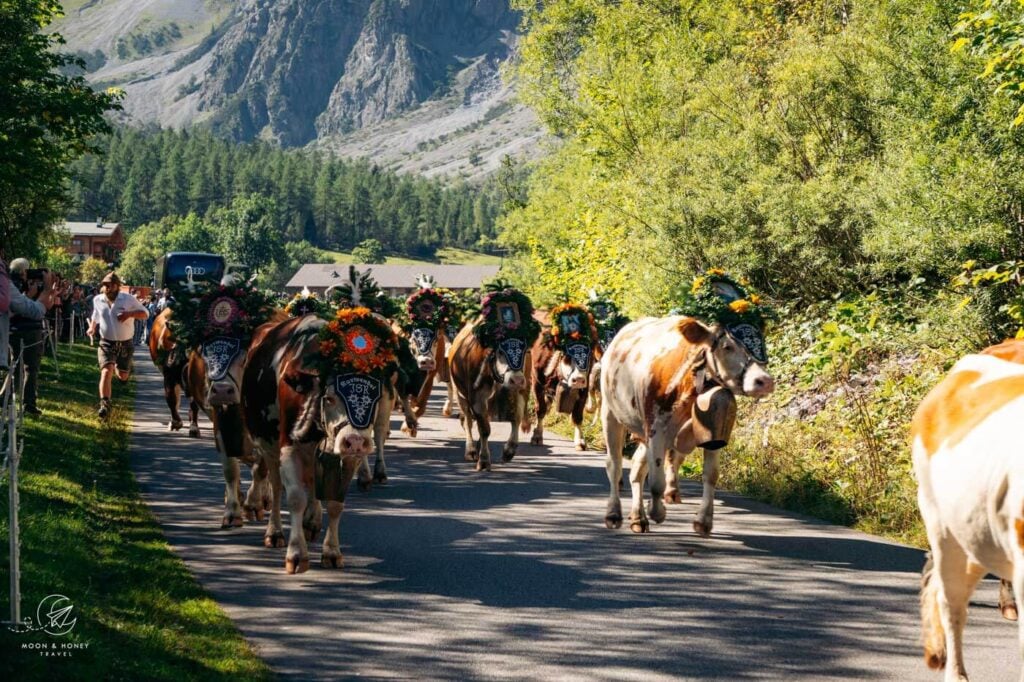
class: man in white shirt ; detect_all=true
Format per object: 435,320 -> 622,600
87,272 -> 148,419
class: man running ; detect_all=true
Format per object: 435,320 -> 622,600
87,272 -> 148,419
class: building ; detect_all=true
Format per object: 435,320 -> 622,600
65,220 -> 126,263
285,263 -> 501,297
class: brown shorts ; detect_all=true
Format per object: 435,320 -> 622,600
98,339 -> 134,373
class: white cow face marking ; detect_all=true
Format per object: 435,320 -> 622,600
203,337 -> 245,406
706,328 -> 774,398
321,375 -> 379,456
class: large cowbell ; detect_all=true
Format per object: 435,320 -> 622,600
334,374 -> 383,430
410,327 -> 436,356
315,448 -> 344,502
497,338 -> 527,371
202,337 -> 242,381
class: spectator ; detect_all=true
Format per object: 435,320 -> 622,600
9,258 -> 54,416
87,272 -> 148,419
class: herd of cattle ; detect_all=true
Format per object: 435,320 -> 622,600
143,274 -> 1024,678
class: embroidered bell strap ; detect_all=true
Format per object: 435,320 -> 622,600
334,373 -> 383,430
202,337 -> 243,381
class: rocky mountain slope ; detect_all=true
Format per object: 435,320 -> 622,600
55,0 -> 541,179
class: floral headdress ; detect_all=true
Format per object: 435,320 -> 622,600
471,280 -> 542,347
325,265 -> 401,320
587,291 -> 631,349
675,269 -> 774,362
286,287 -> 328,318
317,307 -> 400,379
169,282 -> 278,348
545,303 -> 599,350
405,288 -> 452,330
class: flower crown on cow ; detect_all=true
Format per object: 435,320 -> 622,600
406,286 -> 452,331
326,265 -> 401,320
675,269 -> 774,363
169,280 -> 277,348
471,280 -> 542,347
587,291 -> 631,348
545,303 -> 599,350
286,287 -> 328,318
317,307 -> 400,379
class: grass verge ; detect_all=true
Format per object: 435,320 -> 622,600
1,343 -> 271,680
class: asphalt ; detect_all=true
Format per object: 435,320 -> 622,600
129,359 -> 1020,680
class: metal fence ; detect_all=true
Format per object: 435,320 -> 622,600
2,348 -> 26,629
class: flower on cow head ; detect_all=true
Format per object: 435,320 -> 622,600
547,302 -> 599,351
471,281 -> 541,347
675,269 -> 774,331
405,287 -> 451,331
317,306 -> 399,379
168,282 -> 277,349
729,299 -> 751,314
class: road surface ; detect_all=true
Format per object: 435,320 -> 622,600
129,360 -> 1019,680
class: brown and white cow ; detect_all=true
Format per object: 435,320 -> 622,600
913,344 -> 1024,679
448,324 -> 532,471
405,323 -> 447,418
148,308 -> 200,435
529,333 -> 601,451
185,309 -> 286,529
600,316 -> 774,534
242,314 -> 398,573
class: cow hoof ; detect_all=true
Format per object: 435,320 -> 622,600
264,532 -> 286,549
321,553 -> 344,569
244,507 -> 257,522
1001,603 -> 1019,622
168,419 -> 183,432
285,557 -> 310,574
373,471 -> 388,484
502,445 -> 516,462
630,518 -> 650,534
693,520 -> 712,538
262,496 -> 272,511
465,449 -> 478,462
221,515 -> 243,529
247,507 -> 265,522
303,526 -> 322,543
530,434 -> 543,446
575,442 -> 586,452
664,491 -> 682,504
357,478 -> 372,492
604,514 -> 622,530
188,427 -> 200,439
442,406 -> 452,417
475,459 -> 491,472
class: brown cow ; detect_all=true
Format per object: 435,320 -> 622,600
448,323 -> 532,471
148,308 -> 200,436
601,316 -> 774,534
529,332 -> 601,451
242,314 -> 398,573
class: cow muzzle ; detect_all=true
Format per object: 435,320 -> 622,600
333,428 -> 373,456
417,356 -> 436,372
505,372 -> 527,390
207,380 -> 239,406
742,364 -> 775,398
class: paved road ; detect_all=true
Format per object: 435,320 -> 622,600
129,360 -> 1019,680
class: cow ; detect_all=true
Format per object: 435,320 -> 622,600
185,309 -> 286,529
600,316 -> 774,534
913,343 -> 1024,678
148,308 -> 200,436
529,315 -> 602,451
448,323 -> 533,471
404,322 -> 447,418
242,313 -> 399,573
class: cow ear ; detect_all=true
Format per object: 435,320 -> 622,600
678,319 -> 713,345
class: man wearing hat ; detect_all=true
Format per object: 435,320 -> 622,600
87,272 -> 148,419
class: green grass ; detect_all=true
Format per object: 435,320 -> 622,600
321,247 -> 501,266
0,344 -> 271,681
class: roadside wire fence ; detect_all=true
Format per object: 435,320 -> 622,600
1,349 -> 27,630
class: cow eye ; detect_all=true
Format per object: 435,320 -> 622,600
324,396 -> 336,405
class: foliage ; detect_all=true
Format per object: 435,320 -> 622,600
952,258 -> 1024,338
317,307 -> 400,379
0,0 -> 122,258
674,269 -> 774,330
351,238 -> 386,264
586,290 -> 630,349
954,1 -> 1024,125
168,283 -> 278,348
405,288 -> 453,330
40,246 -> 76,278
0,344 -> 270,679
77,256 -> 108,286
285,288 -> 328,317
68,127 -> 503,257
472,281 -> 543,346
210,194 -> 284,272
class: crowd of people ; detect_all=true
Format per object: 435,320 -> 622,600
0,257 -> 171,419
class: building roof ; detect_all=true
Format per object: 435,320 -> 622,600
65,221 -> 122,237
286,263 -> 501,291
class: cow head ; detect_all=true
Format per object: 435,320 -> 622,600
202,336 -> 245,406
409,327 -> 439,372
557,342 -> 594,391
320,373 -> 385,456
681,320 -> 775,398
492,337 -> 529,390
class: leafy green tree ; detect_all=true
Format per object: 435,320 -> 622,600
351,238 -> 386,264
211,194 -> 285,272
78,257 -> 108,286
0,0 -> 121,257
955,1 -> 1024,125
41,246 -> 76,279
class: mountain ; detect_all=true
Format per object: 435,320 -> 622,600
55,0 -> 542,180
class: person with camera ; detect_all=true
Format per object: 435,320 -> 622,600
8,258 -> 58,416
87,272 -> 148,420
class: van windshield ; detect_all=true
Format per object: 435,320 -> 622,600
163,254 -> 225,289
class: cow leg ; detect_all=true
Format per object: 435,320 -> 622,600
628,445 -> 650,533
664,450 -> 684,504
457,393 -> 478,461
373,397 -> 390,483
322,457 -> 359,568
303,498 -> 323,543
693,447 -> 721,536
263,456 -> 286,549
221,455 -> 244,529
443,380 -> 455,417
164,379 -> 183,431
188,398 -> 201,438
602,407 -> 625,529
244,459 -> 271,521
999,580 -> 1018,621
472,391 -> 492,471
645,433 -> 669,526
531,381 -> 546,446
399,392 -> 418,438
279,446 -> 311,574
571,396 -> 587,451
502,390 -> 525,462
1012,557 -> 1024,666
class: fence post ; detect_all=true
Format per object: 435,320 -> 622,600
4,350 -> 23,630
